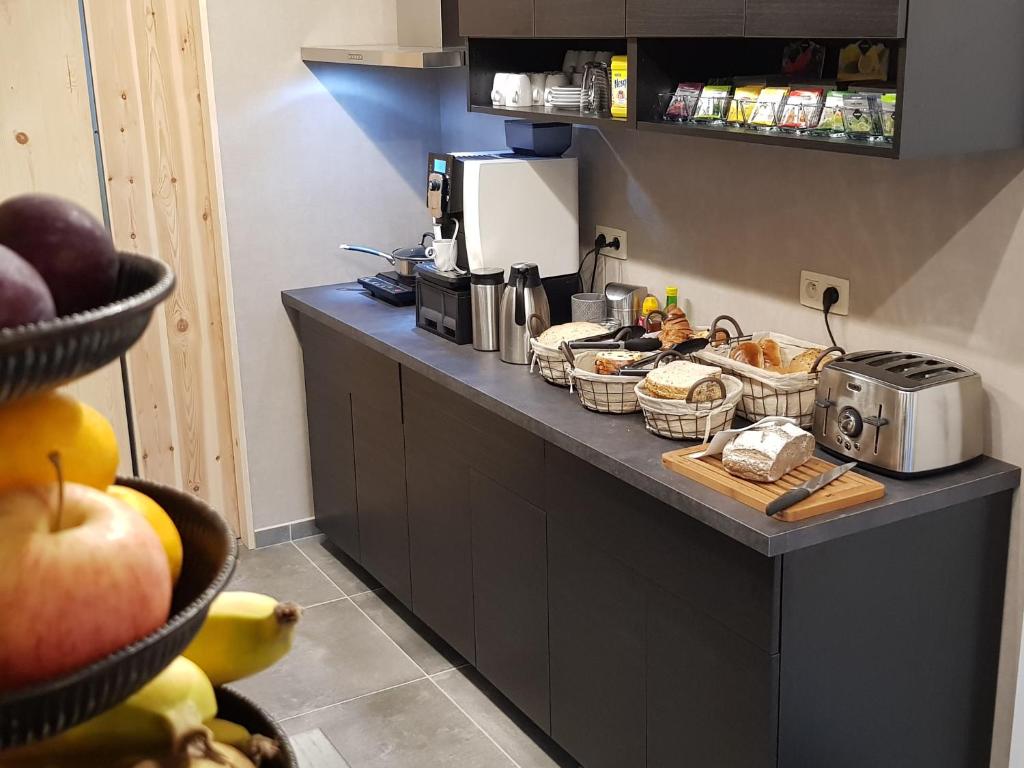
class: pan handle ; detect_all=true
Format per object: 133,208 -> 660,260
339,244 -> 396,266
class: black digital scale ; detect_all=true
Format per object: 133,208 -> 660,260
356,271 -> 416,306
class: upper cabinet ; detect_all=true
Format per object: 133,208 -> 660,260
745,0 -> 907,38
536,0 -> 625,38
627,0 -> 744,37
460,0 -> 534,37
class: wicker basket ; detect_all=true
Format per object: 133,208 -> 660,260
635,374 -> 743,441
695,321 -> 843,428
567,349 -> 643,414
529,338 -> 574,387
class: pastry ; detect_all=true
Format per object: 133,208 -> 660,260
785,348 -> 833,374
594,350 -> 650,376
644,361 -> 722,401
759,338 -> 784,371
536,322 -> 606,348
722,422 -> 814,482
730,341 -> 764,368
658,309 -> 694,349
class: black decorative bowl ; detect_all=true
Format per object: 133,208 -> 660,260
0,478 -> 237,750
0,252 -> 174,405
216,687 -> 298,768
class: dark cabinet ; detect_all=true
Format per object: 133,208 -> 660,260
460,0 -> 534,37
548,523 -> 646,768
536,0 -> 624,38
647,587 -> 779,768
349,346 -> 411,607
745,0 -> 906,38
297,316 -> 360,558
470,471 -> 550,730
627,0 -> 744,36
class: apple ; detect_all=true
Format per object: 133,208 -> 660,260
0,194 -> 118,315
0,482 -> 172,692
0,243 -> 55,329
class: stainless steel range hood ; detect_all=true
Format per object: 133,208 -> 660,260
302,0 -> 465,70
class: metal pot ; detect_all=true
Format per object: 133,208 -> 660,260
339,233 -> 434,277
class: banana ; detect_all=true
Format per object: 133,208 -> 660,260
182,592 -> 301,686
0,657 -> 216,765
203,719 -> 251,748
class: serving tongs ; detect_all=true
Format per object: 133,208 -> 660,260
616,337 -> 712,376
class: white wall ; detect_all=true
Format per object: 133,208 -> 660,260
206,0 -> 443,531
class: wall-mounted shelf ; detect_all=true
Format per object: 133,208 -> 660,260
470,104 -> 628,129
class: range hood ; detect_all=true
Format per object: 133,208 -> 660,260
302,0 -> 464,70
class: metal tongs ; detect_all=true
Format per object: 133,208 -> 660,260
615,337 -> 712,376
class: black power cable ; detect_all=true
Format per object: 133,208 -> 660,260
822,286 -> 841,347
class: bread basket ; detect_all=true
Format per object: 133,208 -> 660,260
694,315 -> 843,428
528,320 -> 625,388
562,347 -> 647,414
635,373 -> 743,441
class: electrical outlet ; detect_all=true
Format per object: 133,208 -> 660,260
800,271 -> 850,316
596,226 -> 628,261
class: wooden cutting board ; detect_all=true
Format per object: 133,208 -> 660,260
662,446 -> 886,522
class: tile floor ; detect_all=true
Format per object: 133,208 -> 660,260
229,536 -> 578,768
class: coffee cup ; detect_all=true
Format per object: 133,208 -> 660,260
529,73 -> 548,105
506,73 -> 533,107
562,50 -> 580,75
491,72 -> 511,106
427,240 -> 459,272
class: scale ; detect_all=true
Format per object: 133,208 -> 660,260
356,271 -> 416,306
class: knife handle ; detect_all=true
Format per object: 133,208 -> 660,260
766,487 -> 813,517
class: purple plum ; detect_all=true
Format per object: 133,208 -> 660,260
0,244 -> 56,329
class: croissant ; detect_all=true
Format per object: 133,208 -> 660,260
659,310 -> 694,349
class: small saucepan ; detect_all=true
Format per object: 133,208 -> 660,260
339,233 -> 435,277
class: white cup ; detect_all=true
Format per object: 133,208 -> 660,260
529,73 -> 548,105
491,72 -> 511,106
544,72 -> 569,103
427,240 -> 459,272
506,73 -> 533,107
562,50 -> 580,75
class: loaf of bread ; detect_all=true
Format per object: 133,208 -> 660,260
536,322 -> 606,348
644,361 -> 722,401
594,350 -> 651,376
722,422 -> 814,482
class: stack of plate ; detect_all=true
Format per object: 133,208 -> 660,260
546,86 -> 583,111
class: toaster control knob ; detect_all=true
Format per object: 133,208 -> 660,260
838,407 -> 864,438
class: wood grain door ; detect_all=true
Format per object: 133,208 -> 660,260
627,0 -> 745,36
471,471 -> 550,731
745,0 -> 906,38
536,0 -> 625,37
459,0 -> 534,37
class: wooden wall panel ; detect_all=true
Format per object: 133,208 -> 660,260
0,0 -> 133,476
83,0 -> 248,539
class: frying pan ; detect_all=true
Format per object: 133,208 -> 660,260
339,233 -> 434,277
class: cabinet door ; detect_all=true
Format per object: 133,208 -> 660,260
627,0 -> 744,36
647,587 -> 779,768
459,0 -> 533,37
350,347 -> 411,607
548,523 -> 646,768
536,0 -> 624,38
471,471 -> 550,730
298,317 -> 360,558
745,0 -> 905,38
404,386 -> 475,663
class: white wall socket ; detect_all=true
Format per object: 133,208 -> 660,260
596,226 -> 628,261
800,271 -> 850,316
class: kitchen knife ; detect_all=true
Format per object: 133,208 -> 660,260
766,462 -> 858,517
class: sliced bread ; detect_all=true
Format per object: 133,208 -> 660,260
644,361 -> 723,401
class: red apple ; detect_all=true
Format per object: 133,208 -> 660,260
0,483 -> 172,692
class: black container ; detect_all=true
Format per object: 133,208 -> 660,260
504,120 -> 573,157
216,687 -> 298,768
0,253 -> 174,405
0,478 -> 237,751
416,272 -> 473,345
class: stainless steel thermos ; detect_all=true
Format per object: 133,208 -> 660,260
470,267 -> 504,352
499,263 -> 550,365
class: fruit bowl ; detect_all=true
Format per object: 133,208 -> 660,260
0,252 -> 174,405
0,478 -> 236,750
216,687 -> 298,768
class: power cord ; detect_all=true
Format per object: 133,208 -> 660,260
822,286 -> 840,347
579,234 -> 621,293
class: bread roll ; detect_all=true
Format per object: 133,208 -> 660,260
594,350 -> 650,375
536,322 -> 606,347
759,338 -> 783,370
730,341 -> 764,368
785,348 -> 830,374
722,422 -> 814,482
644,361 -> 723,401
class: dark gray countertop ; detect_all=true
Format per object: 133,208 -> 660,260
282,284 -> 1021,557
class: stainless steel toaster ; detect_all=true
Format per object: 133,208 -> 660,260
812,351 -> 984,476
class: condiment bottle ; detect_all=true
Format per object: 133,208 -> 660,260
665,286 -> 678,311
640,294 -> 661,330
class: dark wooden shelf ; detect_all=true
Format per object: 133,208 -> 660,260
638,118 -> 899,158
470,103 -> 631,128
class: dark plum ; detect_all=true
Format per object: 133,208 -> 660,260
0,244 -> 57,329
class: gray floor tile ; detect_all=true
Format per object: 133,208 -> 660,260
295,535 -> 381,597
291,728 -> 352,768
231,542 -> 343,608
434,667 -> 579,768
350,590 -> 465,676
282,679 -> 516,768
231,600 -> 424,720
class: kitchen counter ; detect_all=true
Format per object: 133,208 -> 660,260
282,283 -> 1019,557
